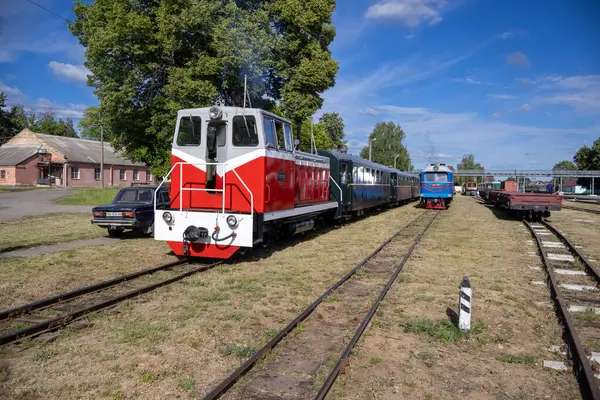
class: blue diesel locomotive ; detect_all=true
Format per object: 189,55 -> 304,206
419,163 -> 454,209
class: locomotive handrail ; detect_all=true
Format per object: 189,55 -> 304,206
329,176 -> 343,204
153,161 -> 254,217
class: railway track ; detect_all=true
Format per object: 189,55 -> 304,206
202,210 -> 439,400
563,205 -> 600,215
524,219 -> 600,400
0,259 -> 218,346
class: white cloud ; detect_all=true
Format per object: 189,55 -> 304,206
534,75 -> 600,112
519,103 -> 533,112
506,52 -> 529,68
48,61 -> 91,84
453,76 -> 491,85
365,0 -> 448,27
362,108 -> 379,116
0,81 -> 26,104
488,94 -> 517,100
405,33 -> 416,40
490,113 -> 502,120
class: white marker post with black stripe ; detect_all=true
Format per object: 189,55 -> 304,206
458,276 -> 472,334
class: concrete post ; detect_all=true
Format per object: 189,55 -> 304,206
458,277 -> 472,334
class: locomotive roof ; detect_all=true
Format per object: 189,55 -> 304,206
421,164 -> 453,173
177,106 -> 291,123
318,149 -> 416,177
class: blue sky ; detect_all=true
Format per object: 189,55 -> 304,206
1,0 -> 599,170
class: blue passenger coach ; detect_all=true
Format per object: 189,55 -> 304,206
419,163 -> 454,209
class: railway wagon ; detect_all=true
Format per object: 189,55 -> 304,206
317,150 -> 419,218
478,181 -> 501,202
494,192 -> 562,220
419,163 -> 454,209
463,181 -> 477,196
153,105 -> 420,260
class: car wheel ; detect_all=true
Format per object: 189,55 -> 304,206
107,227 -> 124,238
145,222 -> 154,238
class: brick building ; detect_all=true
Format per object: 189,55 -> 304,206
0,129 -> 152,187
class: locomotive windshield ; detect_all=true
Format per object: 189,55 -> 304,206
423,172 -> 448,182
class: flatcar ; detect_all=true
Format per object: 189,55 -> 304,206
419,163 -> 454,209
153,105 -> 420,259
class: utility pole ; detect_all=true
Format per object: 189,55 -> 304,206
369,137 -> 376,161
100,124 -> 104,188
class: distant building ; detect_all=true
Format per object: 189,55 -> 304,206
562,179 -> 587,194
0,128 -> 152,187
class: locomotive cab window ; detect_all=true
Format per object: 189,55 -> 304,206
274,120 -> 286,151
176,116 -> 202,146
424,172 -> 448,182
263,116 -> 277,149
283,123 -> 294,151
232,116 -> 259,147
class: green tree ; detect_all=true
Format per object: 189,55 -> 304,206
0,94 -> 30,145
78,106 -> 106,140
359,121 -> 412,171
28,111 -> 77,137
456,154 -> 484,184
553,160 -> 577,171
300,118 -> 332,152
573,138 -> 600,190
318,112 -> 345,150
70,0 -> 338,176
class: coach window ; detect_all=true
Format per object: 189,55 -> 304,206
233,116 -> 258,147
341,163 -> 349,184
263,116 -> 277,149
176,116 -> 202,146
283,123 -> 294,151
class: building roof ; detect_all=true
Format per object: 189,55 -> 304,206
0,145 -> 42,166
34,132 -> 145,166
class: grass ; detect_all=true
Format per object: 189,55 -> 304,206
219,344 -> 257,358
179,377 -> 195,391
116,322 -> 169,344
55,187 -> 121,205
402,318 -> 487,342
496,354 -> 536,365
0,213 -> 106,252
369,356 -> 385,365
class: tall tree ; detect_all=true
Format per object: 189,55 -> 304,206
28,111 -> 77,137
318,112 -> 345,150
553,160 -> 577,171
78,106 -> 106,140
300,118 -> 332,152
359,121 -> 412,171
573,138 -> 600,189
456,154 -> 484,184
70,0 -> 338,176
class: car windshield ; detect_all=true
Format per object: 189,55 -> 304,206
113,188 -> 155,203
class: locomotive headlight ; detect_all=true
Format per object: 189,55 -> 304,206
162,212 -> 173,224
209,106 -> 222,120
226,215 -> 237,228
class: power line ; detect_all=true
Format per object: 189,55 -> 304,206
25,0 -> 70,23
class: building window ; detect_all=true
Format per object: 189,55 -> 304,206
0,170 -> 5,179
133,169 -> 139,181
147,172 -> 152,182
71,167 -> 80,180
119,169 -> 126,180
94,168 -> 101,181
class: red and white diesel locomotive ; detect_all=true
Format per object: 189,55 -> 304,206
154,105 -> 339,259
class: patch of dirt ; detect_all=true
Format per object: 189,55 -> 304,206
328,197 -> 581,400
0,203 -> 425,399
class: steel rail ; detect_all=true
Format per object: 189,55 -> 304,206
563,205 -> 600,215
315,211 -> 438,399
0,260 -> 188,321
201,211 -> 434,400
0,262 -> 218,347
524,220 -> 600,400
